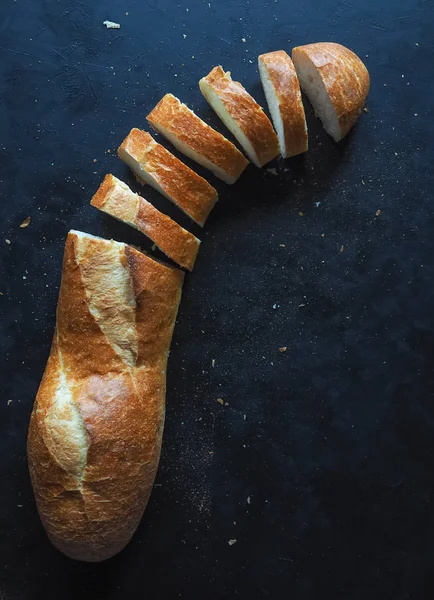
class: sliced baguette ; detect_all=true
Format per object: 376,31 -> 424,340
199,66 -> 279,168
292,42 -> 370,142
91,174 -> 201,271
118,128 -> 218,227
258,50 -> 308,158
147,94 -> 249,184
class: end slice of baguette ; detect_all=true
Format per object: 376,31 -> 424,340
258,51 -> 308,158
292,42 -> 370,142
147,94 -> 249,184
91,174 -> 201,271
199,66 -> 279,168
117,128 -> 218,227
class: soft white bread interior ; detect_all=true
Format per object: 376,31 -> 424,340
27,230 -> 184,562
199,66 -> 279,168
292,42 -> 370,142
91,174 -> 201,271
118,128 -> 218,227
147,94 -> 248,184
258,50 -> 308,158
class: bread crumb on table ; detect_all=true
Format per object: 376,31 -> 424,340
5,239 -> 11,244
340,245 -> 344,253
103,20 -> 121,29
228,539 -> 237,546
217,398 -> 224,405
376,209 -> 381,216
279,347 -> 287,353
20,217 -> 31,228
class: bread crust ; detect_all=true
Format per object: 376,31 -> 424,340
292,42 -> 370,140
147,94 -> 248,184
258,50 -> 308,158
91,174 -> 200,271
199,66 -> 279,167
118,128 -> 218,226
27,231 -> 184,562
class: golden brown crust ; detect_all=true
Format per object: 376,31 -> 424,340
147,94 -> 248,183
117,128 -> 218,227
292,42 -> 370,139
91,175 -> 200,271
200,66 -> 279,167
27,231 -> 184,562
258,51 -> 308,158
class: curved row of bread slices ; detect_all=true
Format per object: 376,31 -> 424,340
91,42 -> 369,271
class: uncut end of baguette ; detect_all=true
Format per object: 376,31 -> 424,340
258,60 -> 286,158
199,78 -> 262,168
292,52 -> 342,142
151,121 -> 237,185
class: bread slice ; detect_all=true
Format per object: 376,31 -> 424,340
118,128 -> 218,227
199,66 -> 279,168
292,42 -> 370,142
147,94 -> 249,184
27,230 -> 184,561
258,50 -> 308,158
91,174 -> 200,271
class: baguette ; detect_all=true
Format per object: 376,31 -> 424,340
91,174 -> 200,271
147,93 -> 249,184
199,66 -> 279,168
292,42 -> 370,142
258,51 -> 308,158
27,230 -> 184,562
118,128 -> 218,227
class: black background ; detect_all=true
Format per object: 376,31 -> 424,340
1,0 -> 434,598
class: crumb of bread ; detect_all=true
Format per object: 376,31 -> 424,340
183,34 -> 187,39
279,347 -> 287,353
20,217 -> 31,228
241,38 -> 246,42
93,159 -> 97,163
228,539 -> 237,546
211,359 -> 215,367
340,245 -> 344,253
247,496 -> 251,504
5,239 -> 11,244
364,107 -> 369,113
7,399 -> 12,406
376,209 -> 381,216
298,211 -> 303,216
217,398 -> 224,405
279,243 -> 285,248
103,20 -> 121,29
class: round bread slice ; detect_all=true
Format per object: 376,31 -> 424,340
292,42 -> 370,142
258,50 -> 308,158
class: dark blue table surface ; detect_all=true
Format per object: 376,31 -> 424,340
1,0 -> 434,598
